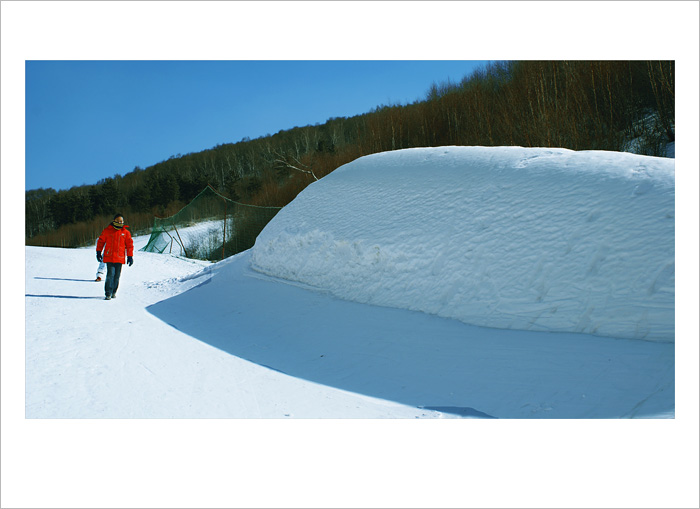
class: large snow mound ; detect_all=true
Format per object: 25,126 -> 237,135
251,146 -> 675,341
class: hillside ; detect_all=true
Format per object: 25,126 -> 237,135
25,61 -> 675,250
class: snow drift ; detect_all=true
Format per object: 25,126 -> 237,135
23,147 -> 676,420
251,146 -> 675,341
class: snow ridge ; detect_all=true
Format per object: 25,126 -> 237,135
251,146 -> 675,341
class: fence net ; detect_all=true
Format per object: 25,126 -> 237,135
140,185 -> 282,261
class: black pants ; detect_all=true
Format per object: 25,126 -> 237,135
105,262 -> 123,297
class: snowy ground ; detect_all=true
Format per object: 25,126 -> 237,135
24,239 -> 674,419
23,146 -> 677,420
25,239 -> 461,419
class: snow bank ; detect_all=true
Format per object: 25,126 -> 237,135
251,146 -> 675,341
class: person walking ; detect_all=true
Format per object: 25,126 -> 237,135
96,213 -> 134,300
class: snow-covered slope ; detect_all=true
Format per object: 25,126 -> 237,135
251,146 -> 675,341
22,146 -> 676,421
25,240 -> 448,419
24,238 -> 675,420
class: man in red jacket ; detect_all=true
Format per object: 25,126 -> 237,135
96,213 -> 134,300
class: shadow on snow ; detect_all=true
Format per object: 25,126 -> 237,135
34,277 -> 97,282
146,263 -> 675,419
26,294 -> 105,300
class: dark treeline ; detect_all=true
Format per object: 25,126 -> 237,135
27,60 -> 674,248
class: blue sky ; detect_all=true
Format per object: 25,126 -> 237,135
25,60 -> 491,191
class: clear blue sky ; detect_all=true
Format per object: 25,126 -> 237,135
25,60 -> 491,191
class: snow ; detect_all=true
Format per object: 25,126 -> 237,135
24,146 -> 674,420
24,237 -> 675,420
142,218 -> 227,257
252,146 -> 675,341
25,242 -> 431,419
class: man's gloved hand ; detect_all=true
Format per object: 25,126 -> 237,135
96,252 -> 102,263
127,256 -> 133,267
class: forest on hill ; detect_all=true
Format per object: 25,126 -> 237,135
25,60 -> 674,249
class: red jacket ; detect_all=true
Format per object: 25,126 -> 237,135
97,224 -> 134,264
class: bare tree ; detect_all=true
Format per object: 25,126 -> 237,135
272,149 -> 318,181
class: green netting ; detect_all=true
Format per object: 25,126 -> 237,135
140,185 -> 281,261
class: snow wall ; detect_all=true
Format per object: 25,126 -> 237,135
250,147 -> 675,342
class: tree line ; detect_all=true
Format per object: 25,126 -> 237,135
26,60 -> 674,248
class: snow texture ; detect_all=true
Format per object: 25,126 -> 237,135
251,146 -> 675,341
24,147 -> 675,420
